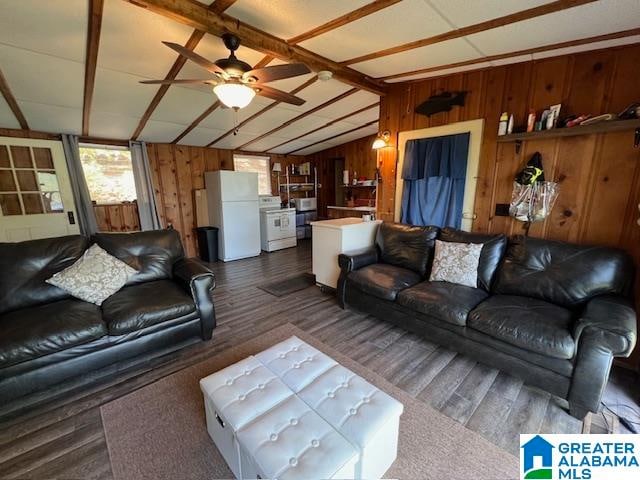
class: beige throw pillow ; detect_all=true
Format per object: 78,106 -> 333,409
429,239 -> 483,288
46,244 -> 138,305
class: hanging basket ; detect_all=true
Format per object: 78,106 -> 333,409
509,180 -> 559,223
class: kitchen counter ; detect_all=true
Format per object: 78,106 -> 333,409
327,205 -> 376,219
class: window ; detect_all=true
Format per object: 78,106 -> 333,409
233,154 -> 271,195
79,145 -> 137,204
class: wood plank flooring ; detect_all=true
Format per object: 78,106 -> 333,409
1,240 -> 639,478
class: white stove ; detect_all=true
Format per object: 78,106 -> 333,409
259,196 -> 297,252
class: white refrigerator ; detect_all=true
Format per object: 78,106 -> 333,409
205,171 -> 260,262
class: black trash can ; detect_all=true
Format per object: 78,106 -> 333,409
196,226 -> 219,262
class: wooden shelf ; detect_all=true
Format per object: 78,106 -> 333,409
340,184 -> 377,188
497,118 -> 640,143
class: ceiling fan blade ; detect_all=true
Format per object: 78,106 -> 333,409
243,63 -> 310,83
254,84 -> 306,106
162,41 -> 227,77
140,79 -> 217,85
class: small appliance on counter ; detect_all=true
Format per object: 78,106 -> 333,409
259,195 -> 297,252
291,197 -> 317,212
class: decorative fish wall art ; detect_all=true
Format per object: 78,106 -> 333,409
415,91 -> 467,117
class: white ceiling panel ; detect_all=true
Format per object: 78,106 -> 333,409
292,141 -> 337,156
530,34 -> 640,60
0,0 -> 87,62
302,121 -> 362,143
282,79 -> 355,115
351,38 -> 480,78
265,73 -> 317,94
92,68 -> 158,118
268,140 -> 312,155
138,120 -> 188,143
466,0 -> 640,57
226,0 -> 371,40
18,101 -> 81,135
213,130 -> 263,150
385,61 -> 494,82
0,95 -> 21,130
299,0 -> 451,62
89,112 -> 141,140
151,86 -> 219,125
428,0 -> 550,28
340,106 -> 380,127
326,124 -> 379,145
228,106 -> 301,138
98,0 -> 194,79
263,114 -> 335,141
177,126 -> 227,147
239,134 -> 293,153
0,45 -> 84,109
309,90 -> 380,120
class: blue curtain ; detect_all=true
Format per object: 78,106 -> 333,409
400,133 -> 470,228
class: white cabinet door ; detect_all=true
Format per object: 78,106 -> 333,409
0,137 -> 80,242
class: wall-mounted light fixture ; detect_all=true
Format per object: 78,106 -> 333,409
372,130 -> 391,150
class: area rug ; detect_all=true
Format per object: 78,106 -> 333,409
101,324 -> 519,480
257,272 -> 316,297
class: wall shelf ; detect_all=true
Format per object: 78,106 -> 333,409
340,184 -> 378,188
497,118 -> 640,143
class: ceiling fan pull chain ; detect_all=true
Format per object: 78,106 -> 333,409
233,109 -> 239,136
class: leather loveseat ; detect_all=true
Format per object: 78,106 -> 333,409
0,230 -> 216,403
338,222 -> 637,418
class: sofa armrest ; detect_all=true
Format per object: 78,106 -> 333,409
173,258 -> 216,340
573,295 -> 637,357
338,248 -> 379,273
337,248 -> 378,309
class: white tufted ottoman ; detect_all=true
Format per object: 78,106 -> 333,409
201,337 -> 404,479
199,356 -> 293,479
257,337 -> 404,479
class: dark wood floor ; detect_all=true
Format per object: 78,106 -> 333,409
1,240 -> 639,479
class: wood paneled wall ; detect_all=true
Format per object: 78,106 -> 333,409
308,135 -> 378,217
93,203 -> 140,232
145,144 -> 304,257
376,43 -> 640,369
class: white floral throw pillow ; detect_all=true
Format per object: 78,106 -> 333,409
46,244 -> 138,305
429,239 -> 483,288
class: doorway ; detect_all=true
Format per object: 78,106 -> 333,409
395,119 -> 484,231
0,137 -> 80,241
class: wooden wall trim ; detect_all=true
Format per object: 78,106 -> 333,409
0,67 -> 29,130
342,0 -> 598,66
82,0 -> 104,136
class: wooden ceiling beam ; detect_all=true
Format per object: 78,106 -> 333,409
82,0 -> 104,136
287,0 -> 402,45
381,27 -> 640,82
286,120 -> 378,155
342,0 -> 599,66
131,0 -> 240,140
236,88 -> 359,150
266,102 -> 379,152
123,0 -> 387,95
171,54 -> 273,144
0,68 -> 29,130
206,76 -> 318,147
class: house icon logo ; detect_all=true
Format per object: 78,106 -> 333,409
521,435 -> 554,479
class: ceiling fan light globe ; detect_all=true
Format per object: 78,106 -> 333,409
213,83 -> 256,109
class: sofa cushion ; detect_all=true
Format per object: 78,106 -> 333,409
101,280 -> 197,335
493,235 -> 634,308
375,222 -> 439,276
468,295 -> 575,359
0,235 -> 89,315
439,228 -> 507,291
397,281 -> 488,326
347,264 -> 421,302
92,230 -> 184,286
0,299 -> 106,368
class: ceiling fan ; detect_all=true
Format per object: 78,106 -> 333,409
141,33 -> 311,110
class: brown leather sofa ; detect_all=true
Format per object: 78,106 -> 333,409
0,230 -> 216,403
